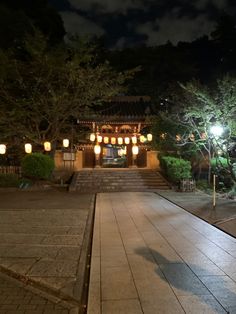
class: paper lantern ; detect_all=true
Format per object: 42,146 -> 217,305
132,145 -> 139,155
90,133 -> 96,142
139,135 -> 145,143
63,139 -> 69,147
104,137 -> 109,144
118,137 -> 123,145
44,141 -> 51,151
132,136 -> 137,144
124,137 -> 130,144
97,135 -> 102,143
111,137 -> 116,145
147,133 -> 153,141
94,144 -> 101,155
0,144 -> 6,154
24,143 -> 32,154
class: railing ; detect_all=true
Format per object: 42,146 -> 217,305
0,166 -> 22,177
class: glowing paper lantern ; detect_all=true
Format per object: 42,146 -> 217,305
24,143 -> 32,154
63,139 -> 69,148
132,136 -> 137,144
118,137 -> 123,145
139,135 -> 145,143
44,141 -> 51,152
132,145 -> 139,155
111,137 -> 116,145
104,137 -> 109,144
90,133 -> 96,142
97,135 -> 102,143
0,144 -> 6,154
94,144 -> 101,155
124,137 -> 130,144
147,133 -> 153,141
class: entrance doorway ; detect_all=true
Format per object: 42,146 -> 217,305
102,144 -> 127,168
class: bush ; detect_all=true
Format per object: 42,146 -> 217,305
0,174 -> 20,187
160,156 -> 192,183
21,153 -> 55,180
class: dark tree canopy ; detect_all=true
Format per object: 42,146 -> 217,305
0,0 -> 65,48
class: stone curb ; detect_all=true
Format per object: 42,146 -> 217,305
72,194 -> 96,313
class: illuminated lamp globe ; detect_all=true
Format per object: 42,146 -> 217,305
210,125 -> 223,137
147,133 -> 153,141
0,144 -> 6,154
25,143 -> 32,154
111,137 -> 116,145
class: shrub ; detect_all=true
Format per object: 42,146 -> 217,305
160,156 -> 192,183
21,153 -> 55,180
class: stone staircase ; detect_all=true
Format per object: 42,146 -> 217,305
69,169 -> 170,192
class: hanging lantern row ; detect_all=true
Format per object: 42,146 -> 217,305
94,144 -> 138,155
89,133 -> 152,144
0,139 -> 70,155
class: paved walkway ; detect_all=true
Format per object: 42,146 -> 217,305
88,192 -> 236,314
0,190 -> 95,313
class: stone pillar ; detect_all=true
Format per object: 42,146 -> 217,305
147,151 -> 160,169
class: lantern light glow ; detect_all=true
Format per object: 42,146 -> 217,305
25,143 -> 32,154
44,141 -> 51,152
124,137 -> 130,144
63,139 -> 69,148
132,145 -> 139,155
90,133 -> 96,142
132,136 -> 137,144
0,144 -> 6,154
147,133 -> 153,141
94,144 -> 101,155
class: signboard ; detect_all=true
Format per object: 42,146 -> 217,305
63,152 -> 76,161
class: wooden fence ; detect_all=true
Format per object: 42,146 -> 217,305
0,166 -> 22,177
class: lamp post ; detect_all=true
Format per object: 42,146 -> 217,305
210,124 -> 223,209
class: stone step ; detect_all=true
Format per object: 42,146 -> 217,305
70,169 -> 170,192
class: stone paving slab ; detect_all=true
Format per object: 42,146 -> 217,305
88,192 -> 236,314
0,190 -> 95,310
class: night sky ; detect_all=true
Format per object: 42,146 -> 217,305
49,0 -> 236,48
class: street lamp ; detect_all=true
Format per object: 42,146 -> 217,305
210,124 -> 224,209
210,125 -> 223,138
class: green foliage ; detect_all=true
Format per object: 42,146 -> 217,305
21,153 -> 54,180
160,156 -> 192,183
0,33 -> 136,146
196,179 -> 212,191
0,173 -> 20,187
210,157 -> 229,172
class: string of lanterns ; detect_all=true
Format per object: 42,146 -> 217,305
89,133 -> 152,145
0,139 -> 70,155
